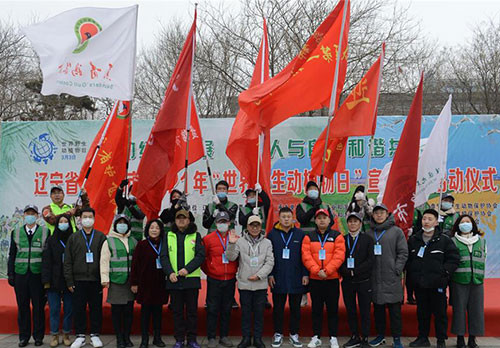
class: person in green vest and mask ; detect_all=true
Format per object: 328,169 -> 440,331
42,185 -> 89,235
449,215 -> 486,348
203,180 -> 238,232
100,214 -> 137,348
161,209 -> 205,348
239,184 -> 270,230
8,204 -> 48,347
438,194 -> 460,237
116,180 -> 146,241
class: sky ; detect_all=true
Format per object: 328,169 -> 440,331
1,0 -> 500,49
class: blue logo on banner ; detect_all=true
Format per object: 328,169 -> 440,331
29,133 -> 57,164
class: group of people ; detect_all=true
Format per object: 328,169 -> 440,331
7,181 -> 486,348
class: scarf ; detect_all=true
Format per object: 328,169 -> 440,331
455,233 -> 479,253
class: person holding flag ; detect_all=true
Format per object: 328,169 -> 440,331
160,189 -> 184,229
203,180 -> 239,232
239,184 -> 271,231
439,194 -> 460,237
296,181 -> 335,235
116,180 -> 146,242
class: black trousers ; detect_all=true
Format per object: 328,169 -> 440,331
73,281 -> 103,335
406,275 -> 415,301
14,272 -> 45,341
239,289 -> 266,339
140,304 -> 163,335
170,289 -> 199,342
272,293 -> 302,335
415,287 -> 448,340
309,279 -> 340,338
373,302 -> 402,338
111,301 -> 134,336
341,279 -> 371,338
206,277 -> 236,339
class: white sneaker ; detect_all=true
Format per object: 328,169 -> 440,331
70,336 -> 86,348
329,337 -> 339,348
272,333 -> 283,348
290,334 -> 303,348
90,335 -> 103,348
308,336 -> 322,348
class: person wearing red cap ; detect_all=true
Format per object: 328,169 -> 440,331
301,209 -> 345,348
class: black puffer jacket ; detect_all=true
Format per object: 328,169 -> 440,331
406,227 -> 460,289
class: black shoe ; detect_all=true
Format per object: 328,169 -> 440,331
468,336 -> 478,348
409,337 -> 431,347
18,339 -> 29,348
153,333 -> 166,347
124,334 -> 134,347
456,336 -> 466,348
406,298 -> 417,305
360,338 -> 370,348
140,334 -> 149,348
254,337 -> 266,348
117,334 -> 127,348
34,339 -> 43,347
344,335 -> 361,348
437,340 -> 446,348
237,337 -> 252,348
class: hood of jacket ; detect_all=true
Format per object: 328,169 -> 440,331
369,213 -> 396,232
243,230 -> 265,245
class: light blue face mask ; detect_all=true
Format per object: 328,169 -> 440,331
24,215 -> 36,225
307,189 -> 319,199
441,201 -> 453,211
459,222 -> 473,233
58,222 -> 70,231
247,197 -> 256,205
116,223 -> 129,234
217,192 -> 227,200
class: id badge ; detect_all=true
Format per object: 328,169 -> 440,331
374,244 -> 382,255
222,253 -> 229,264
417,246 -> 425,258
250,256 -> 259,267
86,252 -> 94,263
347,257 -> 355,269
282,248 -> 290,259
156,257 -> 162,269
319,249 -> 326,260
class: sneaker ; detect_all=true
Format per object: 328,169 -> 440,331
393,337 -> 403,348
289,334 -> 303,348
360,338 -> 370,348
330,337 -> 339,348
344,335 -> 361,348
173,342 -> 184,348
187,341 -> 201,348
272,333 -> 283,348
368,336 -> 386,347
208,338 -> 217,348
50,334 -> 59,347
409,337 -> 430,347
308,336 -> 322,348
219,337 -> 234,347
70,336 -> 86,348
301,294 -> 309,307
90,335 -> 103,348
437,340 -> 446,348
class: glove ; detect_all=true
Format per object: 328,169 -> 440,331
213,195 -> 220,205
252,207 -> 259,215
178,193 -> 188,208
8,277 -> 15,287
254,183 -> 262,193
213,209 -> 220,218
120,179 -> 129,188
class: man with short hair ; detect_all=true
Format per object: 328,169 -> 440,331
8,205 -> 48,347
239,184 -> 271,230
296,181 -> 334,235
203,180 -> 238,232
115,180 -> 145,241
438,194 -> 460,236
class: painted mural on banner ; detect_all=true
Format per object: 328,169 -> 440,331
0,115 -> 499,278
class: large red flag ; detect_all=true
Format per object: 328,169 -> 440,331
383,72 -> 424,232
238,0 -> 350,130
132,11 -> 204,220
311,44 -> 384,177
77,101 -> 131,233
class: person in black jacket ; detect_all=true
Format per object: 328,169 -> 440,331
407,209 -> 460,348
239,184 -> 271,230
203,180 -> 238,232
339,212 -> 374,348
42,213 -> 74,347
159,189 -> 183,229
295,181 -> 335,235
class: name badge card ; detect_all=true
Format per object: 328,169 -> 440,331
282,248 -> 290,259
86,252 -> 94,263
156,257 -> 162,269
222,253 -> 229,264
319,249 -> 326,260
347,257 -> 355,269
374,244 -> 382,256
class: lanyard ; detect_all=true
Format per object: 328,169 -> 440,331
347,234 -> 359,257
216,231 -> 228,252
318,232 -> 330,250
249,242 -> 259,257
59,240 -> 66,249
147,238 -> 162,256
81,230 -> 94,252
374,230 -> 386,243
280,231 -> 294,249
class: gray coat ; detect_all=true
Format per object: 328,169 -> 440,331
366,214 -> 408,304
226,230 -> 274,291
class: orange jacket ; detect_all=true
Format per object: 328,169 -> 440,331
301,229 -> 345,280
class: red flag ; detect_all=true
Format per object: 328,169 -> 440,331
238,0 -> 350,130
77,101 -> 131,233
132,11 -> 204,220
311,44 -> 384,177
383,72 -> 424,232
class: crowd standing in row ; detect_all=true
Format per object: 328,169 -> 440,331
7,181 -> 487,348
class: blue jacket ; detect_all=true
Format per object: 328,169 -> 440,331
267,224 -> 308,294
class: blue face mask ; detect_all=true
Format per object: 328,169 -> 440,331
247,197 -> 256,205
58,222 -> 70,231
116,223 -> 129,234
217,192 -> 227,200
307,189 -> 319,199
441,201 -> 453,211
24,215 -> 36,225
459,222 -> 473,233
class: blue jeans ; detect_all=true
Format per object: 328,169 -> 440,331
47,290 -> 73,334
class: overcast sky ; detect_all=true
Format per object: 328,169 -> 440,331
1,0 -> 500,49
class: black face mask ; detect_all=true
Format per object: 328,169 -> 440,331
171,199 -> 179,206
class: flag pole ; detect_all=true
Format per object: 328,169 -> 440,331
319,0 -> 348,194
365,135 -> 375,188
125,101 -> 133,198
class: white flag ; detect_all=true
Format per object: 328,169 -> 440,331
414,95 -> 452,206
23,5 -> 138,100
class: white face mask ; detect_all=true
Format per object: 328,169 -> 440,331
307,189 -> 319,199
422,226 -> 434,233
81,218 -> 94,228
116,223 -> 129,234
216,223 -> 229,233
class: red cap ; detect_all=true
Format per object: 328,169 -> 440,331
315,208 -> 329,217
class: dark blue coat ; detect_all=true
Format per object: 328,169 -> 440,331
267,224 -> 308,294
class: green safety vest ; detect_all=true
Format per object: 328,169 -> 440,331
440,212 -> 459,234
122,205 -> 144,242
242,205 -> 267,229
299,202 -> 329,234
452,237 -> 486,285
14,225 -> 48,275
108,236 -> 137,284
167,231 -> 200,277
47,202 -> 76,235
207,201 -> 237,231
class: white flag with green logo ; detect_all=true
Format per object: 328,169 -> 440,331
23,5 -> 137,100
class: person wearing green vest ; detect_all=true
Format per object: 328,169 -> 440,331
438,193 -> 460,237
345,185 -> 375,232
42,185 -> 89,235
115,180 -> 146,242
449,215 -> 486,348
239,184 -> 270,231
161,209 -> 205,348
296,181 -> 335,235
100,214 -> 137,348
203,180 -> 238,232
8,204 -> 48,347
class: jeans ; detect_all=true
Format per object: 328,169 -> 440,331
47,290 -> 73,334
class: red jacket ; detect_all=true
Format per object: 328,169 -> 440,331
302,229 -> 345,280
202,230 -> 238,281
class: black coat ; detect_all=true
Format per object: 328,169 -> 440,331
42,232 -> 71,291
406,228 -> 460,289
339,232 -> 375,283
